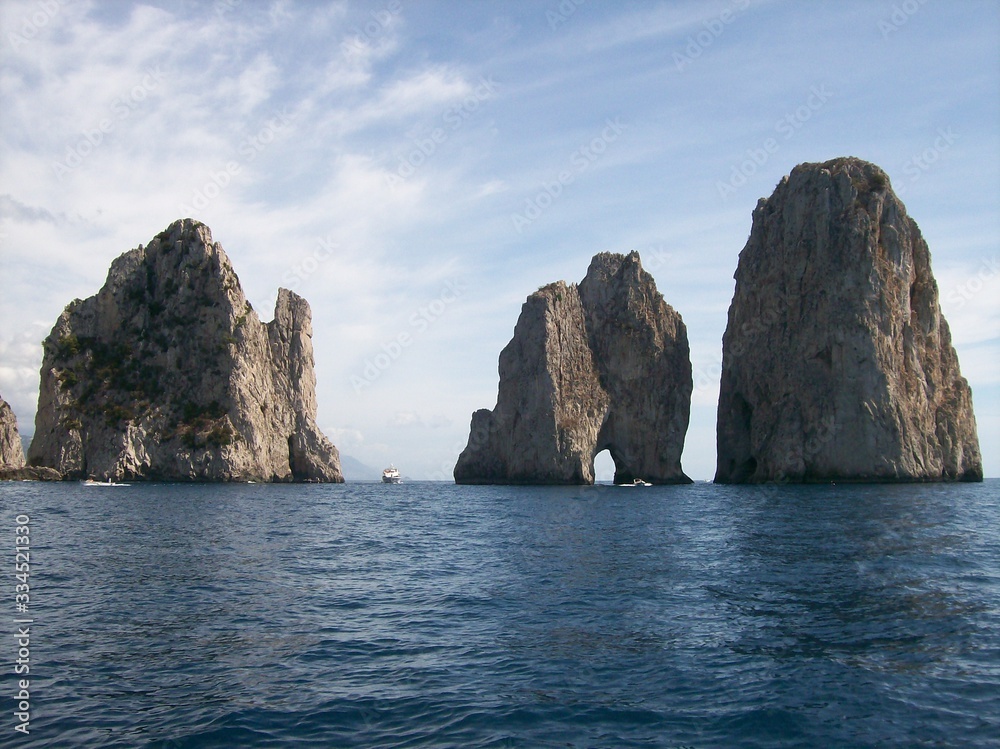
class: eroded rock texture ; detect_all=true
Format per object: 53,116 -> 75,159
0,396 -> 26,470
455,252 -> 692,485
715,157 -> 982,483
28,219 -> 343,482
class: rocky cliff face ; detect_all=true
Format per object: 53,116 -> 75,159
0,396 -> 26,470
455,252 -> 692,484
715,157 -> 982,483
28,219 -> 343,482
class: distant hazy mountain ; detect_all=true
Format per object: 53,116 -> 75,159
339,454 -> 383,481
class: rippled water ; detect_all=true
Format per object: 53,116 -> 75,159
2,480 -> 999,747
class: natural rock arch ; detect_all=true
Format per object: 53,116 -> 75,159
454,252 -> 692,485
591,440 -> 637,486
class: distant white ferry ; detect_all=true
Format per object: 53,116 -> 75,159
382,465 -> 402,484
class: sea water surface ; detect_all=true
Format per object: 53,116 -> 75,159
2,479 -> 999,748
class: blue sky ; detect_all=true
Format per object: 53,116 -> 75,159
0,0 -> 997,480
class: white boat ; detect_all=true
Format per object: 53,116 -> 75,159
382,465 -> 402,484
618,478 -> 652,487
82,478 -> 130,487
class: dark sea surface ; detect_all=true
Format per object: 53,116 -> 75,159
2,479 -> 999,748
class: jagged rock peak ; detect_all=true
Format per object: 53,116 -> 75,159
0,395 -> 26,470
28,219 -> 344,483
455,251 -> 692,485
715,157 -> 982,483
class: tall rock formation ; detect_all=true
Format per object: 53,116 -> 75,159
715,157 -> 981,483
0,396 -> 26,470
28,219 -> 344,482
455,252 -> 692,485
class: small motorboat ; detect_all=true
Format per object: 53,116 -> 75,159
618,478 -> 652,487
382,465 -> 402,484
82,478 -> 130,487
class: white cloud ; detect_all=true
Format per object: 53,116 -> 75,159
326,427 -> 364,450
216,53 -> 282,116
473,179 -> 507,198
389,411 -> 453,429
390,411 -> 421,427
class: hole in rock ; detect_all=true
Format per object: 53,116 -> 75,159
593,449 -> 616,484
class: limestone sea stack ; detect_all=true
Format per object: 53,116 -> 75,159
28,219 -> 344,482
455,252 -> 692,485
0,396 -> 60,481
0,396 -> 26,470
715,157 -> 982,483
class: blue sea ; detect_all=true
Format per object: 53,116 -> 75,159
2,479 -> 999,748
